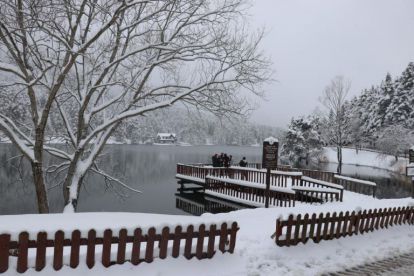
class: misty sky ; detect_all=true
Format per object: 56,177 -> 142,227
248,0 -> 414,128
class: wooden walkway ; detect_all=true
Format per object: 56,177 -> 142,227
176,163 -> 376,208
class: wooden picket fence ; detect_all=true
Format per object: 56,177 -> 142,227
274,206 -> 414,246
0,222 -> 239,273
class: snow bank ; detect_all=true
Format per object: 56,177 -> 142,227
0,212 -> 233,241
322,147 -> 408,172
3,194 -> 414,276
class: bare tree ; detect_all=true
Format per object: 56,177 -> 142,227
320,76 -> 351,174
0,0 -> 271,213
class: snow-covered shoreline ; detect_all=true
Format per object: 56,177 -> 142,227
321,147 -> 408,173
2,192 -> 414,276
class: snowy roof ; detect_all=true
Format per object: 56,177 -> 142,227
264,136 -> 278,145
157,133 -> 176,137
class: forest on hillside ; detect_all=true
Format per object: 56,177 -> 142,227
282,62 -> 414,165
111,108 -> 283,145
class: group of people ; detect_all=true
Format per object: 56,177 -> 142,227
211,153 -> 233,168
211,153 -> 248,168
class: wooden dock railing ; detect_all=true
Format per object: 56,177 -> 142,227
0,222 -> 239,273
334,175 -> 376,197
274,206 -> 414,246
228,167 -> 301,188
205,176 -> 296,207
299,176 -> 344,202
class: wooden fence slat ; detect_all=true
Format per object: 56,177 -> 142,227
228,222 -> 238,253
53,231 -> 64,271
0,234 -> 10,273
117,229 -> 128,264
196,224 -> 206,259
131,228 -> 142,265
329,212 -> 337,239
308,214 -> 317,241
293,214 -> 301,245
145,227 -> 156,263
375,208 -> 382,229
70,230 -> 81,268
286,215 -> 294,245
17,232 -> 29,273
207,224 -> 217,258
369,209 -> 376,231
35,232 -> 47,271
301,214 -> 309,244
102,229 -> 112,268
86,229 -> 96,268
172,226 -> 182,258
159,227 -> 170,259
184,225 -> 194,259
218,223 -> 227,253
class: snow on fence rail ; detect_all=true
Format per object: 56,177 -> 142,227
274,206 -> 414,247
205,176 -> 295,207
334,175 -> 377,197
0,222 -> 239,273
300,176 -> 344,202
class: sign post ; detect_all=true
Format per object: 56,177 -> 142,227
407,148 -> 414,198
262,137 -> 279,208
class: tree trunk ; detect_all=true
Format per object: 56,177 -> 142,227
31,161 -> 49,213
62,150 -> 83,210
32,130 -> 49,213
337,146 -> 342,174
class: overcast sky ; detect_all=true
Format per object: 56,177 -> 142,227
248,0 -> 414,128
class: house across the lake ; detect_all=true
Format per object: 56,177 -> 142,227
155,133 -> 177,144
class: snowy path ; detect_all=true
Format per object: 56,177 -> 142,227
323,249 -> 414,276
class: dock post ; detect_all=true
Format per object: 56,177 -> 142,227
265,168 -> 270,208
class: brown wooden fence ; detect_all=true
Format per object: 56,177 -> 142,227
205,176 -> 296,207
0,222 -> 239,273
274,206 -> 414,246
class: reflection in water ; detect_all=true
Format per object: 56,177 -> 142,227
317,163 -> 412,199
175,193 -> 246,216
0,144 -> 262,215
0,144 -> 412,215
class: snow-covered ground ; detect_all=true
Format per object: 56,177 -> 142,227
2,192 -> 414,276
322,147 -> 408,173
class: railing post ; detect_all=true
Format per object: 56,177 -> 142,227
0,234 -> 10,273
265,168 -> 271,208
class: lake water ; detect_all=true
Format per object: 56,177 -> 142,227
0,145 -> 412,215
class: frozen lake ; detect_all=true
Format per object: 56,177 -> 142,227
0,144 -> 411,215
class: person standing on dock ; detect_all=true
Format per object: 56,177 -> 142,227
212,153 -> 219,167
239,157 -> 248,180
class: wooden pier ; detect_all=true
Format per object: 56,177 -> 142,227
176,163 -> 377,208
